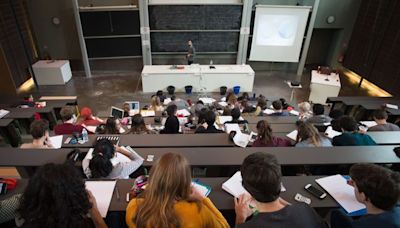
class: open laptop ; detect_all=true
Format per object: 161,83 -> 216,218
110,106 -> 124,119
125,101 -> 140,111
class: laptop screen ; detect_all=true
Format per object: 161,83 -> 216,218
125,101 -> 140,110
111,107 -> 124,119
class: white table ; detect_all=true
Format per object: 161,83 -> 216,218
308,70 -> 341,105
32,60 -> 72,85
141,65 -> 255,93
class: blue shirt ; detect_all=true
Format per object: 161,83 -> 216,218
296,137 -> 332,147
332,132 -> 377,146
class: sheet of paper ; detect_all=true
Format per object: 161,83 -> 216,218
263,109 -> 275,115
129,110 -> 140,116
40,96 -> 77,100
286,130 -> 298,141
360,121 -> 378,128
85,181 -> 116,217
163,98 -> 172,105
385,104 -> 399,110
225,123 -> 241,134
0,109 -> 10,119
176,109 -> 191,117
222,171 -> 286,198
325,126 -> 342,139
233,132 -> 250,148
199,97 -> 216,104
49,135 -> 63,149
289,110 -> 299,116
192,182 -> 211,197
119,127 -> 126,134
316,175 -> 365,213
218,101 -> 228,107
85,125 -> 97,133
218,116 -> 232,124
140,110 -> 155,117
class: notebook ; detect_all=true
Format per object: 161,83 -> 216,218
225,123 -> 241,134
49,135 -> 63,149
286,130 -> 298,141
192,181 -> 211,197
85,181 -> 116,217
324,126 -> 342,139
0,109 -> 10,119
263,109 -> 275,115
176,109 -> 191,117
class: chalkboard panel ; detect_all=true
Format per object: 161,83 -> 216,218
86,37 -> 142,58
151,32 -> 239,52
80,11 -> 140,36
149,5 -> 242,30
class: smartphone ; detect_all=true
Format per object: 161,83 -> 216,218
0,182 -> 7,195
305,184 -> 326,199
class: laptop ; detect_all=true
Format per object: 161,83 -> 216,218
110,106 -> 124,119
124,101 -> 140,111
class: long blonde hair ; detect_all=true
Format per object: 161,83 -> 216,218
134,153 -> 194,228
296,122 -> 322,146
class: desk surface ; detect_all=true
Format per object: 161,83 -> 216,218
2,107 -> 53,119
0,118 -> 14,127
142,65 -> 255,75
311,70 -> 341,87
110,176 -> 336,211
366,132 -> 400,145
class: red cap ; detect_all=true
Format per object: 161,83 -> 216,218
80,107 -> 92,119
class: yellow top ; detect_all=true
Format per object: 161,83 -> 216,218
126,197 -> 229,228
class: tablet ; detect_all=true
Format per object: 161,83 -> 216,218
110,106 -> 124,119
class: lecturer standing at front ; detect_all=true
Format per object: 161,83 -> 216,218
187,40 -> 196,65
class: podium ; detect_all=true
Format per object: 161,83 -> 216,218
308,70 -> 341,105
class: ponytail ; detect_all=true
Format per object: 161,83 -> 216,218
256,120 -> 273,145
89,138 -> 115,178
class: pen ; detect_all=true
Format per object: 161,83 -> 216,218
115,186 -> 120,200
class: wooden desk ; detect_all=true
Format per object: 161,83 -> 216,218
61,134 -> 234,148
110,176 -> 336,211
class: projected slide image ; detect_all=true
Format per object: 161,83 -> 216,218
256,15 -> 299,46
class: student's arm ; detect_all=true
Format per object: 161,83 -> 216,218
115,146 -> 135,160
88,191 -> 108,228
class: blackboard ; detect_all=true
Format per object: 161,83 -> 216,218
80,11 -> 140,36
151,32 -> 239,52
86,37 -> 142,58
149,5 -> 242,30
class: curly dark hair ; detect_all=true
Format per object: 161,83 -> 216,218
18,163 -> 92,228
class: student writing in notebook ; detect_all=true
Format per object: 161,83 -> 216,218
331,163 -> 400,228
20,119 -> 54,149
17,163 -> 107,228
125,153 -> 229,228
234,152 -> 327,228
252,120 -> 292,147
332,116 -> 376,146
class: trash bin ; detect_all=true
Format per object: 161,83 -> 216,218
233,86 -> 240,95
185,85 -> 193,94
167,86 -> 175,95
220,86 -> 227,95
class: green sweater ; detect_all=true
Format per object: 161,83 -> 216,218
332,132 -> 377,146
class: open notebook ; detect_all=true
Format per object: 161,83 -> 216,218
85,181 -> 116,217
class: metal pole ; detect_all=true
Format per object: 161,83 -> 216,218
236,0 -> 253,65
139,0 -> 152,65
72,0 -> 91,77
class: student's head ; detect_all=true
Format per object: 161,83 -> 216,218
60,106 -> 75,122
222,106 -> 231,116
80,107 -> 93,120
18,163 -> 91,227
156,90 -> 163,97
240,92 -> 249,100
279,98 -> 289,109
204,110 -> 217,126
312,103 -> 325,115
297,122 -> 321,146
272,100 -> 283,111
227,93 -> 237,105
349,163 -> 400,211
171,95 -> 176,101
166,104 -> 177,117
29,119 -> 50,140
105,117 -> 120,134
256,120 -> 273,144
373,110 -> 388,121
339,116 -> 358,132
241,152 -> 282,203
231,108 -> 241,120
298,102 -> 311,114
256,98 -> 267,109
130,114 -> 149,134
329,109 -> 344,119
151,96 -> 161,107
188,39 -> 193,46
134,153 -> 192,227
123,103 -> 131,113
89,138 -> 115,178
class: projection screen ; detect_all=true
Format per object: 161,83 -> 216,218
249,5 -> 311,62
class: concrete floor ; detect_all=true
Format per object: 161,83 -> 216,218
28,66 -> 370,115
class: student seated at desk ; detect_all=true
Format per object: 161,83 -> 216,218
195,110 -> 224,134
150,95 -> 164,112
253,97 -> 267,116
126,153 -> 229,228
268,100 -> 289,116
225,108 -> 248,124
331,163 -> 400,228
156,90 -> 167,103
306,103 -> 332,125
333,116 -> 377,146
54,106 -> 85,135
329,109 -> 344,132
298,102 -> 312,121
235,152 -> 327,228
368,110 -> 400,132
252,120 -> 292,147
226,91 -> 239,108
295,122 -> 332,147
20,120 -> 53,149
17,163 -> 107,228
76,107 -> 104,127
168,95 -> 189,110
240,99 -> 256,114
83,138 -> 143,179
160,105 -> 180,134
129,114 -> 156,134
102,117 -> 122,134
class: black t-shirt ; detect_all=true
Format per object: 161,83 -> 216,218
237,203 -> 327,228
161,116 -> 179,134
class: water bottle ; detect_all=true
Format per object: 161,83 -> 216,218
210,60 -> 213,65
82,128 -> 89,142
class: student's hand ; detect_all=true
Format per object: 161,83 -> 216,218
88,190 -> 98,209
88,190 -> 108,228
234,194 -> 253,224
201,122 -> 208,129
189,186 -> 206,201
